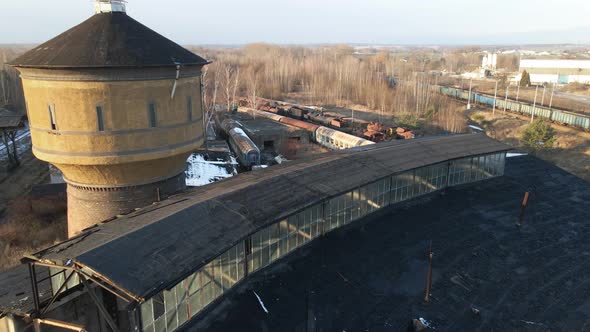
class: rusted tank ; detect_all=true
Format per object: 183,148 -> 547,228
397,131 -> 415,140
331,118 -> 345,128
363,130 -> 385,142
237,107 -> 285,122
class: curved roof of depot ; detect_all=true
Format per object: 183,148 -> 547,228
9,12 -> 208,69
29,134 -> 509,302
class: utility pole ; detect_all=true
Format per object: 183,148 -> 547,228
516,83 -> 520,102
504,85 -> 509,114
493,80 -> 498,115
549,82 -> 555,110
467,79 -> 473,109
531,85 -> 538,123
424,241 -> 433,304
518,192 -> 530,226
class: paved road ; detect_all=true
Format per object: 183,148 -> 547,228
554,91 -> 590,106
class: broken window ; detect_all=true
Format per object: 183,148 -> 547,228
96,106 -> 104,131
148,102 -> 157,128
48,104 -> 57,130
187,96 -> 193,122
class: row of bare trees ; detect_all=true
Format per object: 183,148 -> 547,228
0,49 -> 26,112
194,44 -> 470,132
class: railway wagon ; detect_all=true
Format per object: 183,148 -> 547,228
315,127 -> 375,150
228,127 -> 260,167
519,104 -> 553,119
438,86 -> 590,130
475,94 -> 496,106
238,107 -> 285,122
495,99 -> 522,113
220,119 -> 239,137
278,117 -> 320,141
551,110 -> 590,129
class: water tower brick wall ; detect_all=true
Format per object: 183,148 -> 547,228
17,67 -> 204,237
67,172 -> 186,236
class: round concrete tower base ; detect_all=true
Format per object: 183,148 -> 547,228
66,172 -> 186,238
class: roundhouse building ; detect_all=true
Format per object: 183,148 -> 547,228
0,135 -> 509,331
10,0 -> 209,237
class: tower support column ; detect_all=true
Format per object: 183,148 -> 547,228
66,172 -> 186,237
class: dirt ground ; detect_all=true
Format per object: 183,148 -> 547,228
466,106 -> 590,182
0,144 -> 67,271
0,141 -> 50,214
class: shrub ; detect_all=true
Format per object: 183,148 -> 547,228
520,70 -> 531,87
521,119 -> 556,151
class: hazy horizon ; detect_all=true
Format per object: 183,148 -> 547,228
0,0 -> 589,45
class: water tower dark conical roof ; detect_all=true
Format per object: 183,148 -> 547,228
10,12 -> 208,69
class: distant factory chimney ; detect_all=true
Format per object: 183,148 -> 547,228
95,0 -> 126,13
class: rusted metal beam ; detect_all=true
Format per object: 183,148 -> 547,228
424,241 -> 433,304
74,260 -> 142,303
41,269 -> 76,315
519,191 -> 530,225
28,263 -> 41,317
32,261 -> 137,303
35,318 -> 87,331
77,272 -> 120,332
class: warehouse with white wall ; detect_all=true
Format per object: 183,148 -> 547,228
519,59 -> 590,84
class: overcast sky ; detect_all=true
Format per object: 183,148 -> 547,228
1,0 -> 589,45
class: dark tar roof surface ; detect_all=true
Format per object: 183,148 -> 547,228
188,156 -> 590,332
0,134 -> 509,316
0,109 -> 25,129
9,12 -> 208,68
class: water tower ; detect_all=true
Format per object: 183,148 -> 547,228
11,0 -> 209,237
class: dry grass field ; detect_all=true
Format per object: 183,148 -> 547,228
467,106 -> 590,182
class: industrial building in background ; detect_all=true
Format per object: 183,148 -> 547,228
519,59 -> 590,84
9,0 -> 209,237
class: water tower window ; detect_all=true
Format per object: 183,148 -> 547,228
148,102 -> 157,128
96,106 -> 104,131
187,96 -> 193,122
48,104 -> 57,130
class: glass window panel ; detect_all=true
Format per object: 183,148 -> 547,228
237,242 -> 246,281
153,293 -> 165,320
189,289 -> 201,317
154,316 -> 166,332
50,268 -> 65,296
187,272 -> 200,296
166,311 -> 178,332
141,299 -> 154,328
229,246 -> 238,283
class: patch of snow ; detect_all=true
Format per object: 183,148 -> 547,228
253,291 -> 269,314
468,125 -> 484,131
507,153 -> 528,158
185,153 -> 235,187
